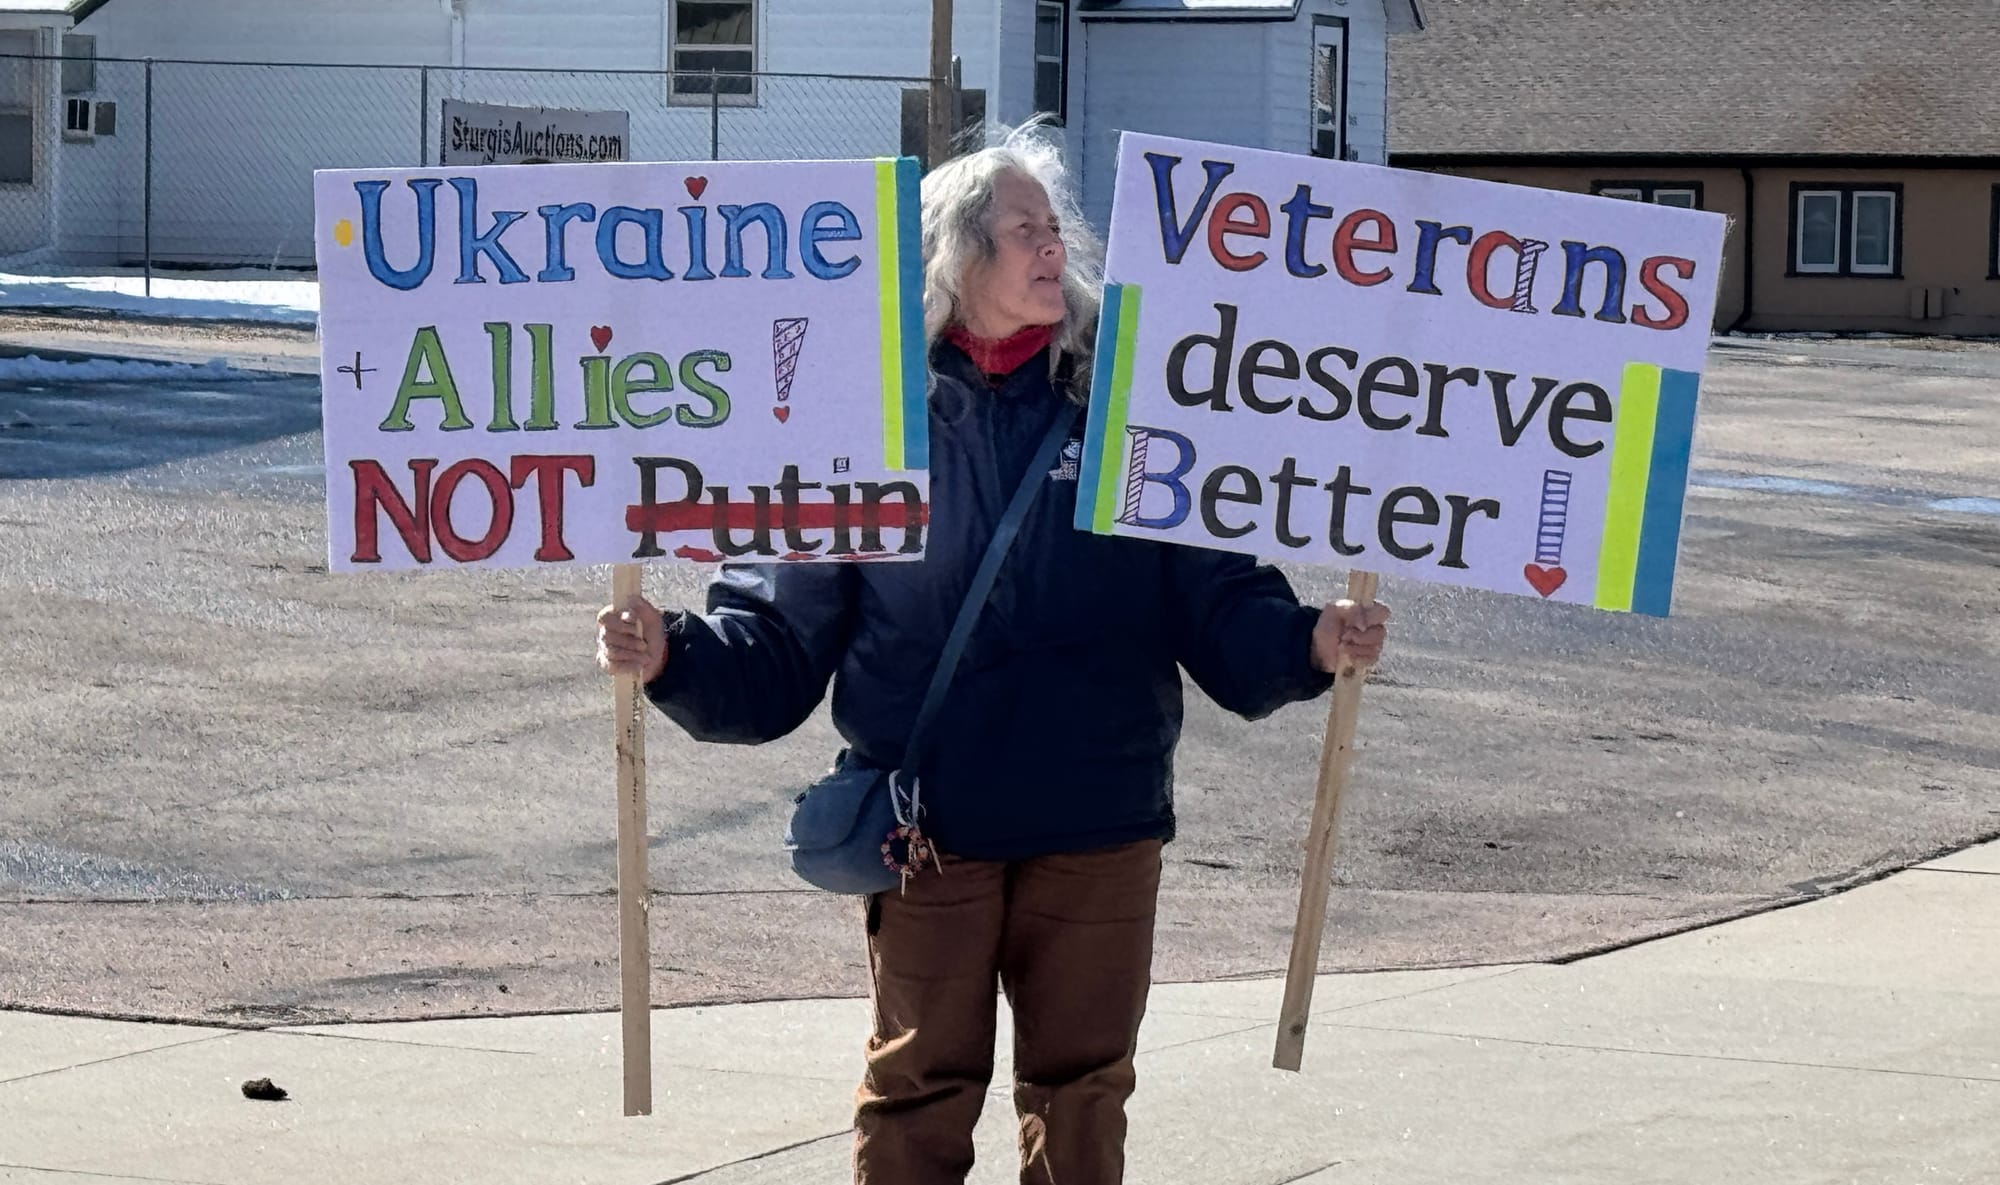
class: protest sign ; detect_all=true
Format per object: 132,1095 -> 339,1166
439,99 -> 630,166
1084,133 -> 1726,1070
314,156 -> 926,1116
1080,133 -> 1726,617
314,157 -> 929,575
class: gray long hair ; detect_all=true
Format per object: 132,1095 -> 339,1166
920,124 -> 1104,401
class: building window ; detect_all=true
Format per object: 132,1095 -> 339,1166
1850,191 -> 1895,275
1310,18 -> 1345,159
668,0 -> 756,105
1592,181 -> 1702,208
60,33 -> 93,95
1033,1 -> 1066,123
0,30 -> 34,185
1789,183 -> 1901,277
1795,190 -> 1840,271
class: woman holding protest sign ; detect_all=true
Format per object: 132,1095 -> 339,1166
596,125 -> 1389,1185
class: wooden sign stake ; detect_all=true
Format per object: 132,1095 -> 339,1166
1274,568 -> 1379,1072
611,563 -> 653,1116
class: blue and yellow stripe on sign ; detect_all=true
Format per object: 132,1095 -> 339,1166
1074,283 -> 1142,533
1594,362 -> 1701,617
875,157 -> 928,471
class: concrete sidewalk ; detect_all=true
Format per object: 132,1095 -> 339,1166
3,842 -> 1996,1185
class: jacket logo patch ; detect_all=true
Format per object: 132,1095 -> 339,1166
1050,436 -> 1083,482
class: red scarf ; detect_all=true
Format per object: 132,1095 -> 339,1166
943,323 -> 1056,381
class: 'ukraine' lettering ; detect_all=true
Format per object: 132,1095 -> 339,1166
354,177 -> 867,290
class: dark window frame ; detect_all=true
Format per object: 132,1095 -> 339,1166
1989,185 -> 2000,280
1032,0 -> 1069,125
1309,14 -> 1348,161
667,0 -> 758,107
1786,181 -> 1904,279
1589,180 -> 1705,208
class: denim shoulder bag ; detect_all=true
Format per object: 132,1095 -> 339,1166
784,401 -> 1081,895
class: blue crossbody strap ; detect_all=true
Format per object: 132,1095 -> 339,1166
901,400 -> 1081,773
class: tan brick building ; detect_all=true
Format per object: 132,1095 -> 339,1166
1389,0 -> 2000,335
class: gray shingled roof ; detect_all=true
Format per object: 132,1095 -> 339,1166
1390,0 -> 2000,158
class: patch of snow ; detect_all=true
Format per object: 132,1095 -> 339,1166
0,268 -> 318,325
1928,497 -> 2000,517
0,355 -> 265,383
1693,473 -> 1857,498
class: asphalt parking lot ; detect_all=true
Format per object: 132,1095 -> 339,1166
1,331 -> 1995,1026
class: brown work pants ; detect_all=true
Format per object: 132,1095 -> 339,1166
853,839 -> 1164,1185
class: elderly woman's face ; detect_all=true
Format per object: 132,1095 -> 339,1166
960,171 -> 1068,338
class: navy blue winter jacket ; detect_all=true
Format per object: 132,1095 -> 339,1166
646,342 -> 1333,861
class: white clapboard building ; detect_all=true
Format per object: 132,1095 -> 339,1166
0,0 -> 1422,265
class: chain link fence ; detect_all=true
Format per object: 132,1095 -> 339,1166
0,53 -> 938,275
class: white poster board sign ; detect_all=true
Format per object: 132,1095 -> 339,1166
440,99 -> 630,166
313,157 -> 928,572
1079,134 -> 1728,616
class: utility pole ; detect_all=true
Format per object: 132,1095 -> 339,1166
927,0 -> 953,170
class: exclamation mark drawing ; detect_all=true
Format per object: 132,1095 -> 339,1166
1121,429 -> 1152,525
1512,239 -> 1550,314
1524,468 -> 1572,597
772,317 -> 808,423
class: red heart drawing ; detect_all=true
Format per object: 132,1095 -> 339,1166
1523,563 -> 1568,598
773,406 -> 791,423
589,326 -> 613,352
684,176 -> 708,199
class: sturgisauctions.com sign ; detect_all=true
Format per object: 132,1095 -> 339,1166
440,99 -> 629,166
